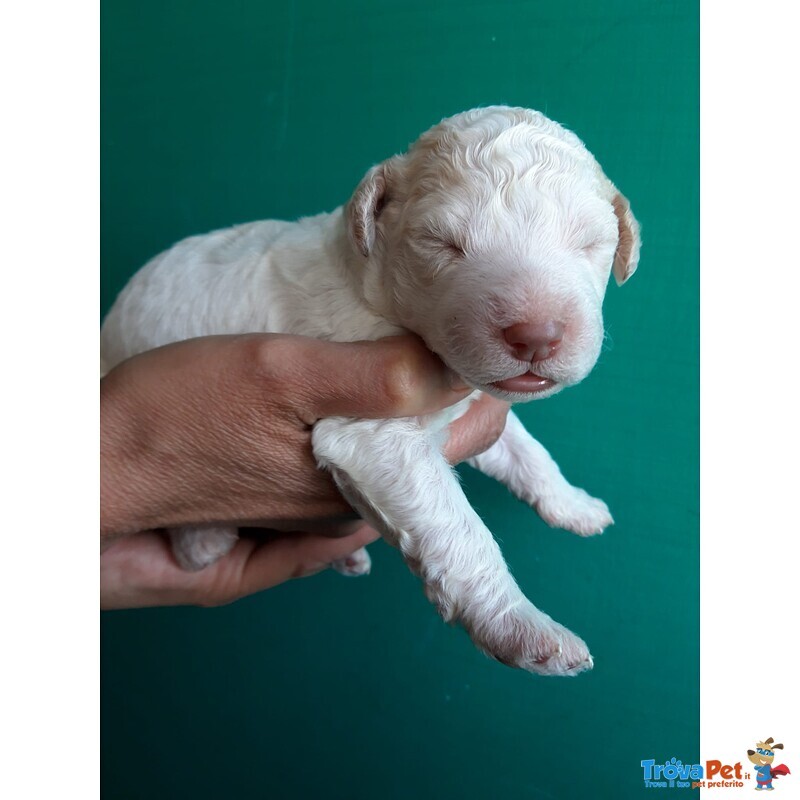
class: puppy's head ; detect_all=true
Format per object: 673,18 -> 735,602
347,106 -> 640,400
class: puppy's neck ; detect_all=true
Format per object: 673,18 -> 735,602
327,207 -> 400,326
268,207 -> 403,343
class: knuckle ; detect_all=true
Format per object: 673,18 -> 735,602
243,335 -> 297,385
380,350 -> 424,410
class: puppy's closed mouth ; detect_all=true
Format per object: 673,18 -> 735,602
490,372 -> 555,393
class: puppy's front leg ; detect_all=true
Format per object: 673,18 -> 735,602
312,416 -> 592,676
468,411 -> 613,536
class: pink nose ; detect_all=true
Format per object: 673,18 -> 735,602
503,320 -> 565,362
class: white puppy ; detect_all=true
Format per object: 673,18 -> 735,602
101,106 -> 640,676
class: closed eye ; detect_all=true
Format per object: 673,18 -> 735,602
420,231 -> 466,259
440,239 -> 466,258
581,239 -> 614,259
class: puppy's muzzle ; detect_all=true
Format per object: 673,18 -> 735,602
488,320 -> 565,394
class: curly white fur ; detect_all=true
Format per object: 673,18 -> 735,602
101,106 -> 640,675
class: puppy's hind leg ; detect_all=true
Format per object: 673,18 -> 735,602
331,546 -> 372,577
169,526 -> 239,571
313,416 -> 593,676
468,411 -> 613,536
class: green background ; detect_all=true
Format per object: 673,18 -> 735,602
101,1 -> 699,798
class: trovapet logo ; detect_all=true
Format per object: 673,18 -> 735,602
641,737 -> 791,791
641,758 -> 704,789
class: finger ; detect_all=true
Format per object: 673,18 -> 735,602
100,530 -> 217,609
101,524 -> 382,609
279,335 -> 472,423
443,394 -> 510,464
236,523 -> 381,596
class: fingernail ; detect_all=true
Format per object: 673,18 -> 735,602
446,369 -> 471,392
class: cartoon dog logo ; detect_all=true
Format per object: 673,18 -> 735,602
747,738 -> 791,791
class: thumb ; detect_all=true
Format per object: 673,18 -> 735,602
289,335 -> 471,422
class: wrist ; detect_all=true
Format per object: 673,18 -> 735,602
100,373 -> 168,539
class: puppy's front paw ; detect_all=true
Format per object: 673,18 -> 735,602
331,546 -> 372,577
474,604 -> 593,676
535,486 -> 613,536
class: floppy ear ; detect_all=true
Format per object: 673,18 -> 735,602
773,743 -> 784,750
347,163 -> 389,258
347,154 -> 406,258
611,191 -> 641,286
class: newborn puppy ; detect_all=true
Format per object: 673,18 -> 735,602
101,106 -> 640,676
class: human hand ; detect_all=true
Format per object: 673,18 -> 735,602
101,334 -> 509,608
